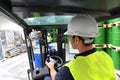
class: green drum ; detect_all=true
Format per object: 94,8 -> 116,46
105,27 -> 112,44
105,48 -> 112,56
111,49 -> 120,70
112,27 -> 120,46
94,27 -> 105,44
107,17 -> 120,46
50,29 -> 57,42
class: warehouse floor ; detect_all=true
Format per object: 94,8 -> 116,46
0,52 -> 29,80
0,51 -> 74,80
0,51 -> 120,80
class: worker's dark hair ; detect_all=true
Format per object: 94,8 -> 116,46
72,35 -> 93,46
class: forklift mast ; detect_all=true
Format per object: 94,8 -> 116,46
25,26 -> 67,80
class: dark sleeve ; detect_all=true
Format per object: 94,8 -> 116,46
55,66 -> 74,80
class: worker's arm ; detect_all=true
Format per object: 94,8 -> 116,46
46,61 -> 57,80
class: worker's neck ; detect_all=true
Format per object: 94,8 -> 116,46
78,45 -> 93,53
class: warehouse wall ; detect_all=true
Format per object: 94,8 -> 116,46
0,16 -> 24,47
0,16 -> 24,39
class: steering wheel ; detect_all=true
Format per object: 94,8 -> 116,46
46,55 -> 63,68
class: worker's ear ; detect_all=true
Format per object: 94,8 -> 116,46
74,36 -> 79,43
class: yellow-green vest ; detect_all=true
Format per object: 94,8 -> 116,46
65,51 -> 116,80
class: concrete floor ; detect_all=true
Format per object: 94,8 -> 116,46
0,48 -> 75,80
0,44 -> 75,80
0,53 -> 29,80
0,50 -> 120,80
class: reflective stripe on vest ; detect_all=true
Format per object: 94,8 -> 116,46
65,51 -> 116,80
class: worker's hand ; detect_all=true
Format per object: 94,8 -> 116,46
46,61 -> 57,80
45,61 -> 55,70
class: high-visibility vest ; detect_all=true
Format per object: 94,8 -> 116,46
65,51 -> 116,80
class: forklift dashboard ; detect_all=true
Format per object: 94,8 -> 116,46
1,0 -> 120,80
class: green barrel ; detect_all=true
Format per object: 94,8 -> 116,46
105,48 -> 112,56
65,35 -> 69,44
112,27 -> 120,46
94,22 -> 105,44
107,17 -> 120,46
111,49 -> 120,70
94,27 -> 105,44
50,29 -> 57,42
105,27 -> 112,44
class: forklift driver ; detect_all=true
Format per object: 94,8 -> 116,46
45,14 -> 116,80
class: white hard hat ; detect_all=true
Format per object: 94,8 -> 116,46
64,14 -> 99,37
37,31 -> 41,33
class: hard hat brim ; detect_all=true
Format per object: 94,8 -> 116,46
64,31 -> 100,37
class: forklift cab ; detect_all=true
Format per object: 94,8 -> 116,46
1,0 -> 120,80
24,16 -> 70,80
